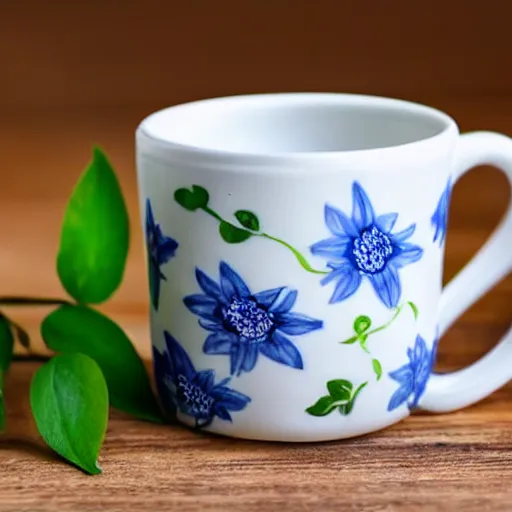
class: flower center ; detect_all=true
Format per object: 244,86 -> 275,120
352,225 -> 393,273
177,374 -> 214,420
222,298 -> 274,342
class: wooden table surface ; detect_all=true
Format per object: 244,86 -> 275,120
0,97 -> 511,511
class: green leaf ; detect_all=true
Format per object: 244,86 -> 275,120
30,353 -> 108,474
219,221 -> 252,243
305,395 -> 335,416
407,301 -> 419,320
0,316 -> 14,373
340,381 -> 368,415
235,210 -> 260,231
341,335 -> 359,345
354,315 -> 372,335
372,359 -> 383,380
359,334 -> 370,353
326,379 -> 352,401
57,147 -> 129,304
41,304 -> 162,422
352,381 -> 368,401
338,403 -> 349,415
174,185 -> 209,211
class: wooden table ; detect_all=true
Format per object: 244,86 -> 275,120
0,98 -> 511,511
1,361 -> 511,512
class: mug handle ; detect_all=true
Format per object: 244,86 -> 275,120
420,131 -> 512,413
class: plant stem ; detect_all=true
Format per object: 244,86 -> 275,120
198,204 -> 329,275
201,206 -> 224,223
351,381 -> 368,403
331,399 -> 350,407
365,304 -> 404,337
341,302 -> 418,346
3,316 -> 31,349
259,233 -> 329,275
0,297 -> 69,306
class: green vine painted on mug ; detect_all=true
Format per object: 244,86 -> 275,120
341,301 -> 419,380
306,379 -> 368,417
174,185 -> 328,275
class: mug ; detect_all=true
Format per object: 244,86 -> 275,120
135,93 -> 511,442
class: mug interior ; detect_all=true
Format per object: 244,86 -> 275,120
139,93 -> 454,155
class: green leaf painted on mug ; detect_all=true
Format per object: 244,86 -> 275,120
340,381 -> 368,415
338,403 -> 349,415
174,185 -> 209,211
30,353 -> 108,475
341,335 -> 359,345
354,315 -> 372,335
352,381 -> 368,402
305,396 -> 335,416
235,210 -> 260,231
407,301 -> 419,320
57,147 -> 129,304
327,379 -> 352,402
372,359 -> 383,380
219,221 -> 252,243
41,304 -> 163,423
359,335 -> 370,354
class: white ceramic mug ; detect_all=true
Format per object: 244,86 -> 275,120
136,93 -> 511,442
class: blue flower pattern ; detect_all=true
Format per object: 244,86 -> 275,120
184,261 -> 323,376
146,199 -> 179,310
153,331 -> 251,427
387,334 -> 438,411
310,181 -> 424,309
431,178 -> 452,246
153,178 -> 447,426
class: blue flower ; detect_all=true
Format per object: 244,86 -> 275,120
153,331 -> 251,427
431,178 -> 452,246
184,261 -> 323,376
146,199 -> 179,310
387,334 -> 438,411
310,181 -> 423,309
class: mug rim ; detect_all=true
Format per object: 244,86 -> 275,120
136,92 -> 459,170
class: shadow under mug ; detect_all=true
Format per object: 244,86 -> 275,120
136,93 -> 511,442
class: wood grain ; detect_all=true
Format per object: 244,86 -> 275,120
0,359 -> 511,512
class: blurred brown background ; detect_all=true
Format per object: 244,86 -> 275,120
0,0 -> 510,361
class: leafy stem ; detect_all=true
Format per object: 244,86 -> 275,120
202,206 -> 224,223
173,186 -> 328,275
365,303 -> 407,337
0,147 -> 166,475
306,378 -> 368,417
340,302 -> 419,380
341,302 -> 418,347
